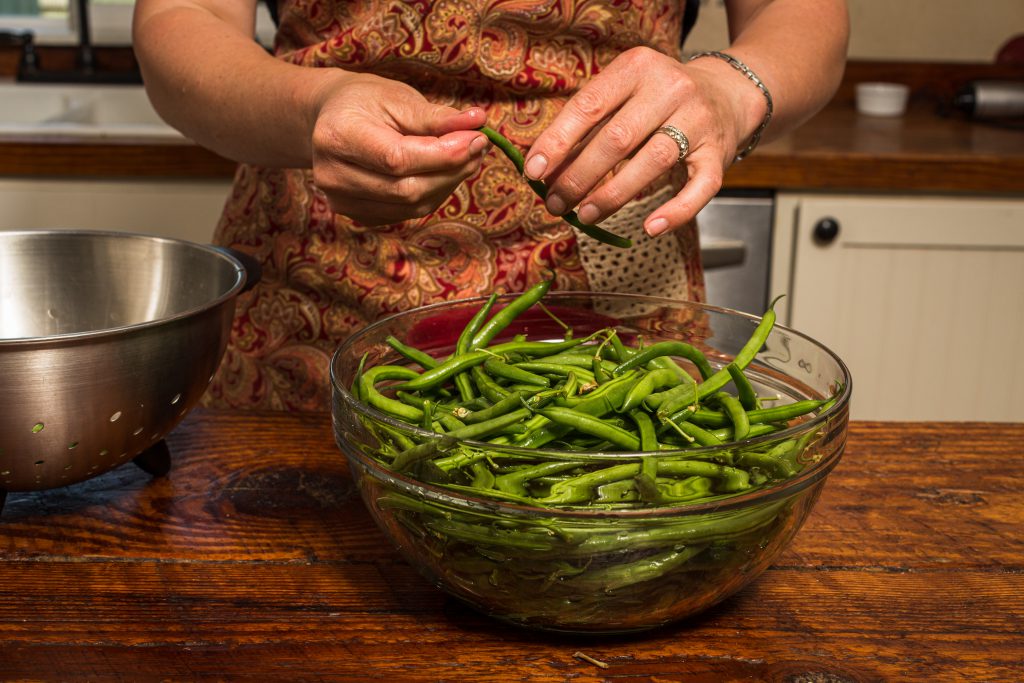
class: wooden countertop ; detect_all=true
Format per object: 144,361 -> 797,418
3,61 -> 1024,194
0,409 -> 1021,681
3,100 -> 1022,194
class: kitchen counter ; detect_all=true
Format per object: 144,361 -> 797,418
0,409 -> 1021,681
3,61 -> 1024,194
3,100 -> 1022,194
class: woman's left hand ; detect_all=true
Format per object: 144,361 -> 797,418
523,46 -> 763,237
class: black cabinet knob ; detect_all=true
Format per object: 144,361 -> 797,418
813,217 -> 840,244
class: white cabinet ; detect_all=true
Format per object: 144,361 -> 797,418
0,178 -> 233,245
771,193 -> 1024,422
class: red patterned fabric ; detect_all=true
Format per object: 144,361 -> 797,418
204,0 -> 704,411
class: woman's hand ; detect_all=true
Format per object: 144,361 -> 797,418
308,73 -> 489,226
522,46 -> 766,237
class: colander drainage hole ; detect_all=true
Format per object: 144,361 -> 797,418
170,393 -> 181,405
110,412 -> 122,423
34,460 -> 44,466
68,442 -> 78,450
31,423 -> 44,433
133,427 -> 144,436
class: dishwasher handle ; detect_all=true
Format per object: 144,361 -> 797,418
700,238 -> 747,269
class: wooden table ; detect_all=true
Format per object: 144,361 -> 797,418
1,410 -> 1021,681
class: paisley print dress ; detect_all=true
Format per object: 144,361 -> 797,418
204,0 -> 706,411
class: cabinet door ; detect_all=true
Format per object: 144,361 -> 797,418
784,194 -> 1024,422
0,179 -> 232,245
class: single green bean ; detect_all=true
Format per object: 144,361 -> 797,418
461,390 -> 531,425
478,126 -> 632,249
394,350 -> 491,392
727,362 -> 757,410
385,335 -> 439,370
483,357 -> 550,386
612,341 -> 714,381
470,278 -> 552,350
536,406 -> 641,451
715,392 -> 750,441
471,364 -> 511,403
452,295 -> 498,401
359,365 -> 424,422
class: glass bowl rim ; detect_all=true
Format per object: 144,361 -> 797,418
331,290 -> 852,520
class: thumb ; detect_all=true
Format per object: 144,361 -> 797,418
397,102 -> 488,137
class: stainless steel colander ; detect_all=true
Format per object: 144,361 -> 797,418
0,230 -> 256,496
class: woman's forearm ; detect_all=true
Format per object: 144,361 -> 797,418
716,0 -> 850,144
132,0 -> 343,167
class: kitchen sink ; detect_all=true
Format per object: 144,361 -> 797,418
0,83 -> 184,139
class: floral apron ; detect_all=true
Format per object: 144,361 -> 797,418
204,0 -> 705,411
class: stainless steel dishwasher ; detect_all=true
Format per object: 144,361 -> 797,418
696,190 -> 774,315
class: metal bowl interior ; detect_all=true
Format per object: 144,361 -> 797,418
0,230 -> 248,492
330,291 -> 852,632
0,229 -> 245,342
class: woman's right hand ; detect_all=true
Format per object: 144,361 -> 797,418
308,72 -> 489,226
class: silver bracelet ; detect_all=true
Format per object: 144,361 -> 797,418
689,50 -> 774,162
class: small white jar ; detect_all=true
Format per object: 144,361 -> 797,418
856,82 -> 911,117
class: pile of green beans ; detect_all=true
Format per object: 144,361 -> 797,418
354,279 -> 838,500
348,282 -> 842,631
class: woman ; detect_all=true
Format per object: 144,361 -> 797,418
132,0 -> 848,411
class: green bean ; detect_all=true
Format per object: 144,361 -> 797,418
470,461 -> 496,489
483,357 -> 550,386
686,398 -> 829,429
727,362 -> 757,410
612,341 -> 714,381
536,407 -> 641,451
471,364 -> 511,403
655,296 -> 782,420
461,390 -> 531,425
715,392 -> 750,441
393,350 -> 491,392
391,407 -> 533,471
629,410 -> 659,453
359,365 -> 424,422
451,294 -> 499,401
618,368 -> 683,414
470,278 -> 552,350
633,456 -> 662,504
494,461 -> 585,497
663,418 -> 724,448
478,126 -> 632,249
385,335 -> 440,370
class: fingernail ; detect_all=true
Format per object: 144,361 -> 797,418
646,217 -> 669,236
546,194 -> 567,216
577,203 -> 600,225
469,135 -> 488,156
525,154 -> 548,179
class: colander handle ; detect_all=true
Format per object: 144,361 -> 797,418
215,247 -> 262,294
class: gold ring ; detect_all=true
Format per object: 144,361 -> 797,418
654,125 -> 690,164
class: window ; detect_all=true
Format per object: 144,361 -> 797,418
1,1 -> 273,46
0,1 -> 136,44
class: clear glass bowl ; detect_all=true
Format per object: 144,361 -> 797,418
331,292 -> 852,633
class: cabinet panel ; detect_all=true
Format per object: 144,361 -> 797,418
0,179 -> 232,245
784,194 -> 1024,422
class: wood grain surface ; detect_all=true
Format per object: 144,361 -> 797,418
3,61 -> 1024,193
0,410 -> 1021,682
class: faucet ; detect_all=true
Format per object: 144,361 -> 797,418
10,0 -> 142,84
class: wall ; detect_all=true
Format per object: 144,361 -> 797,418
685,0 -> 1024,63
